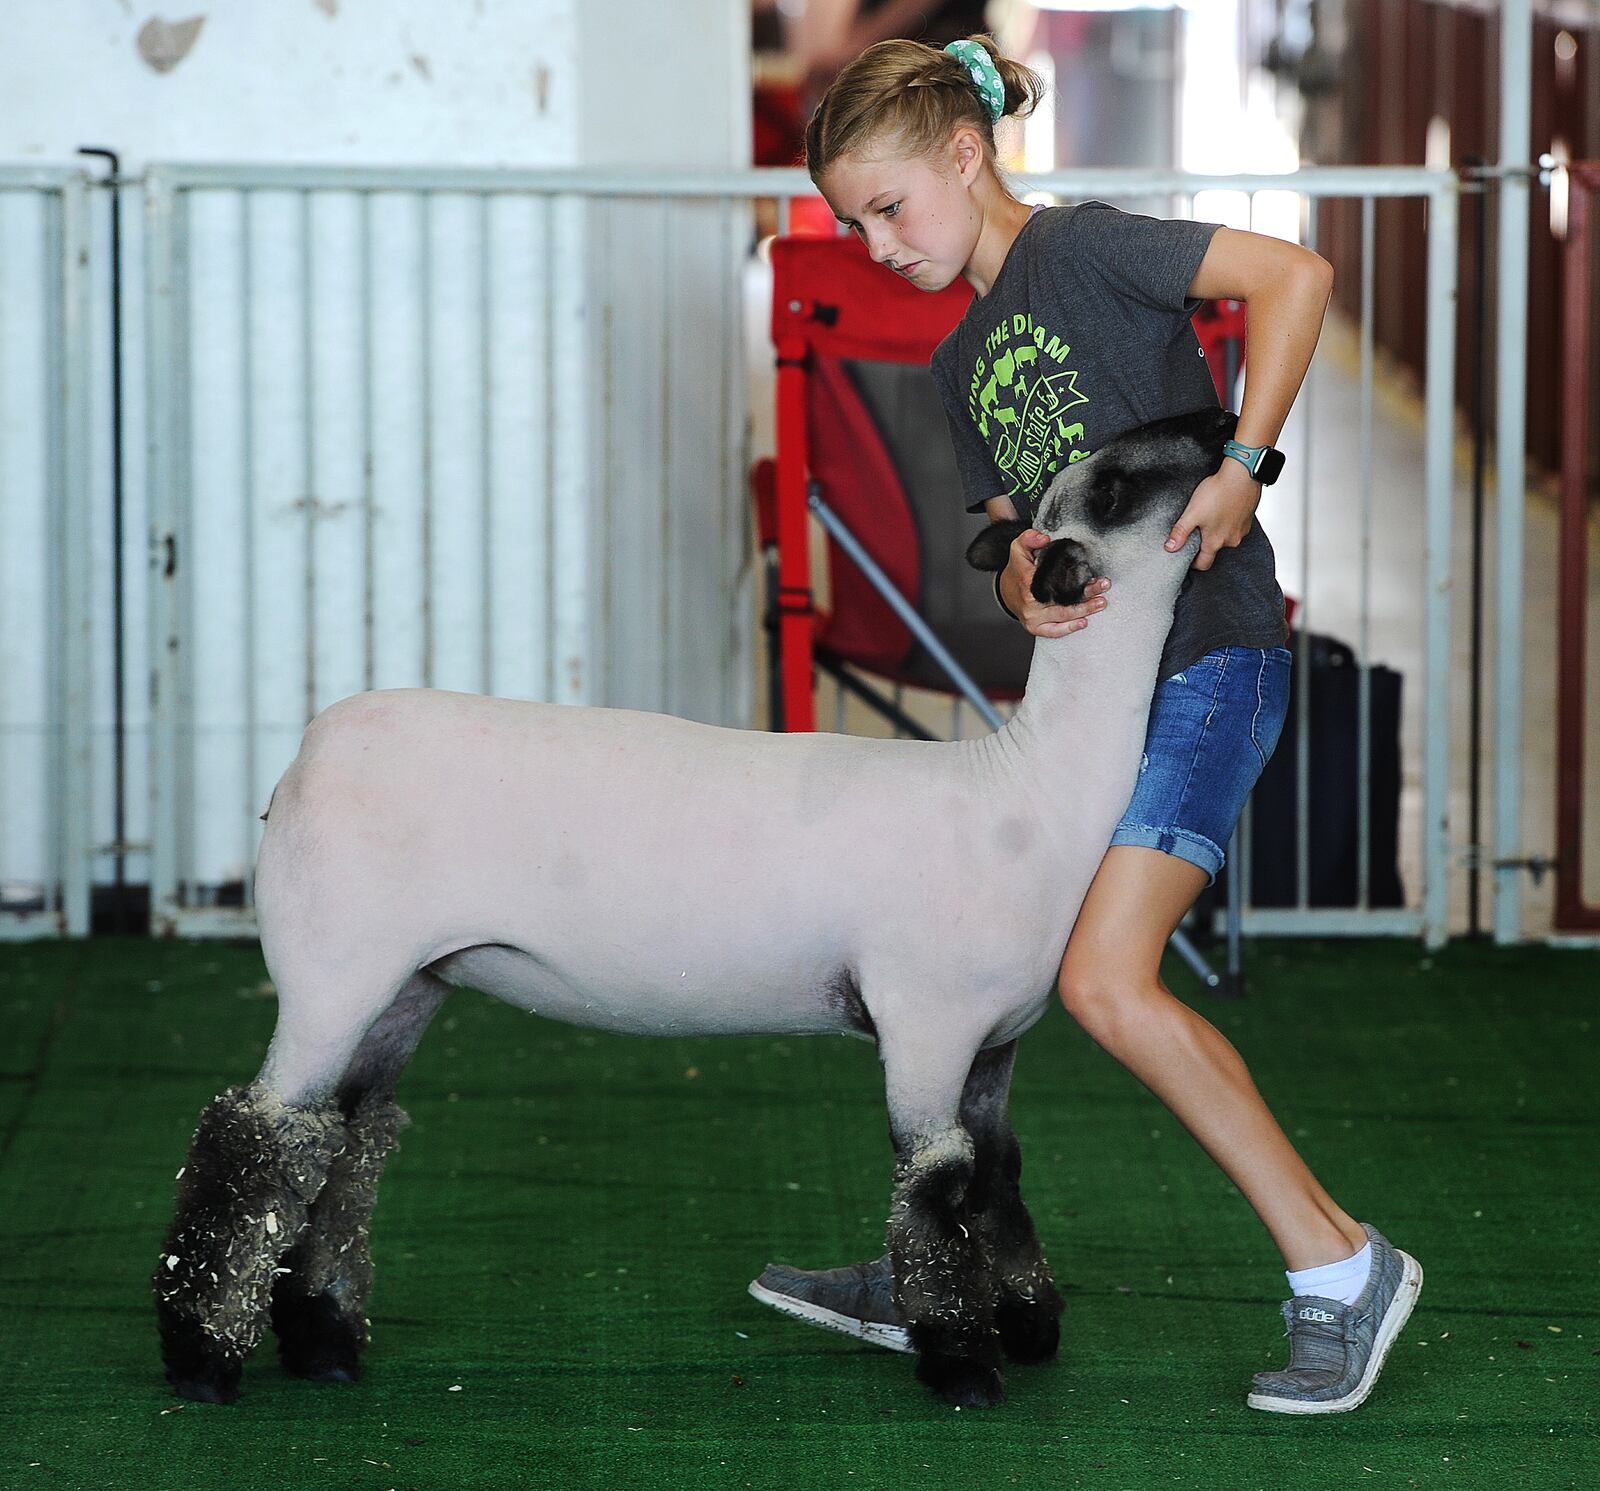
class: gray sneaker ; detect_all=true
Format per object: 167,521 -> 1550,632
1248,1223 -> 1423,1414
747,1255 -> 913,1354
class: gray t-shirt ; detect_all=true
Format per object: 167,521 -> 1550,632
929,200 -> 1288,678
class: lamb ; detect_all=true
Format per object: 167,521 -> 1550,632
152,405 -> 1236,1410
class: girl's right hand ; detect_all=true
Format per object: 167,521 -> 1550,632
1001,529 -> 1110,639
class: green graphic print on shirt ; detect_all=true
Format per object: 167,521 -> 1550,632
966,311 -> 1091,510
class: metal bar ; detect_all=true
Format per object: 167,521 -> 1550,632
660,197 -> 672,713
0,167 -> 84,188
42,189 -> 67,931
808,492 -> 1005,731
78,150 -> 132,932
1240,909 -> 1424,937
721,194 -> 744,728
814,654 -> 936,741
1294,193 -> 1315,910
144,170 -> 180,933
1466,155 -> 1491,935
540,194 -> 556,704
0,192 -> 13,925
1554,165 -> 1600,929
1492,0 -> 1532,945
300,189 -> 317,722
1358,195 -> 1375,910
144,163 -> 1458,199
1225,824 -> 1242,981
419,191 -> 434,689
173,188 -> 197,910
1423,180 -> 1461,949
1168,927 -> 1221,989
241,190 -> 260,903
480,191 -> 494,694
550,192 -> 590,706
360,189 -> 376,694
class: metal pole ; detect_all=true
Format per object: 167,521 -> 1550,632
1464,154 -> 1490,938
1423,179 -> 1460,951
143,169 -> 180,934
1492,0 -> 1532,944
807,490 -> 1005,731
77,148 -> 129,934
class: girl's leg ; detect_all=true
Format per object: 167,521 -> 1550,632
1059,844 -> 1365,1274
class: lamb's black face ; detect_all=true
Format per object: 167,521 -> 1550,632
998,407 -> 1235,604
964,408 -> 1238,605
1037,407 -> 1238,539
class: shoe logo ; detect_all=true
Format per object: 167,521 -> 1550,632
1298,1306 -> 1338,1323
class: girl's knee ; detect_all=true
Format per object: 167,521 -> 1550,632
1056,962 -> 1173,1049
1056,963 -> 1122,1042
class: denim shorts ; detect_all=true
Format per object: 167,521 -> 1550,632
1109,645 -> 1292,883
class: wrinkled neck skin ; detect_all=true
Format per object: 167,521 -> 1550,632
960,553 -> 1188,851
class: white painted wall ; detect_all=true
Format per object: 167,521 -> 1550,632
4,1 -> 576,169
2,0 -> 748,171
0,1 -> 754,920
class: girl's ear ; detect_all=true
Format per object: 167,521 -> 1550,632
950,125 -> 985,183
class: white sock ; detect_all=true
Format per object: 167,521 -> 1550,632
1285,1241 -> 1373,1307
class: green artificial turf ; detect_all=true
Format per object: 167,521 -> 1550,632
0,937 -> 1595,1490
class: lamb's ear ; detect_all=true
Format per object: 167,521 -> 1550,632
965,520 -> 1028,572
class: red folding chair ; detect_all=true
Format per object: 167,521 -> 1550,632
753,233 -> 1033,737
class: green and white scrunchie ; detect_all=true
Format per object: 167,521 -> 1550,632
943,39 -> 1006,124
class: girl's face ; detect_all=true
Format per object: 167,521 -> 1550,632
817,136 -> 982,292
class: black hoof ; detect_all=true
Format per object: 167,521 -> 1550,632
996,1300 -> 1061,1364
159,1315 -> 244,1404
168,1369 -> 242,1405
915,1350 -> 1006,1408
272,1292 -> 364,1383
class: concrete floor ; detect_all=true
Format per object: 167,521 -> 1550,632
743,252 -> 1600,943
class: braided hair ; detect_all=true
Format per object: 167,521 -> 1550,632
804,34 -> 1045,181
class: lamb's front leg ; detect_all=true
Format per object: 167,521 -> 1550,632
881,1026 -> 1004,1408
960,1041 -> 1064,1365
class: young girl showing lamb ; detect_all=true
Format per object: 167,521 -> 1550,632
750,33 -> 1421,1415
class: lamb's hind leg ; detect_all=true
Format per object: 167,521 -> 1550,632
154,959 -> 426,1403
961,1041 -> 1064,1365
153,1084 -> 344,1403
270,968 -> 450,1383
880,1023 -> 1004,1407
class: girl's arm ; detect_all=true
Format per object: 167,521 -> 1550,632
1165,227 -> 1335,570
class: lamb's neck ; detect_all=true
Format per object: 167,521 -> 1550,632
966,575 -> 1180,842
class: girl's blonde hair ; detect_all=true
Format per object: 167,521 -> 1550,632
804,35 -> 1046,182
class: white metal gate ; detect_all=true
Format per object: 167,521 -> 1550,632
0,169 -> 93,939
0,163 -> 1472,946
142,165 -> 753,935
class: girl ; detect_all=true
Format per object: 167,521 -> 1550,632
752,34 -> 1421,1415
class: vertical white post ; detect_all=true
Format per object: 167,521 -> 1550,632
144,168 -> 180,935
1424,179 -> 1460,950
1493,0 -> 1532,944
59,177 -> 94,936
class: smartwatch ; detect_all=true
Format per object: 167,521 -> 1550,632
1221,439 -> 1286,486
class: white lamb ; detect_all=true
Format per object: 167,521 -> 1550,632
153,406 -> 1234,1409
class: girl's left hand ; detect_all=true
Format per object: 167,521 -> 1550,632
1164,458 -> 1263,572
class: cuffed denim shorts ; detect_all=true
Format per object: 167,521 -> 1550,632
1109,645 -> 1292,884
